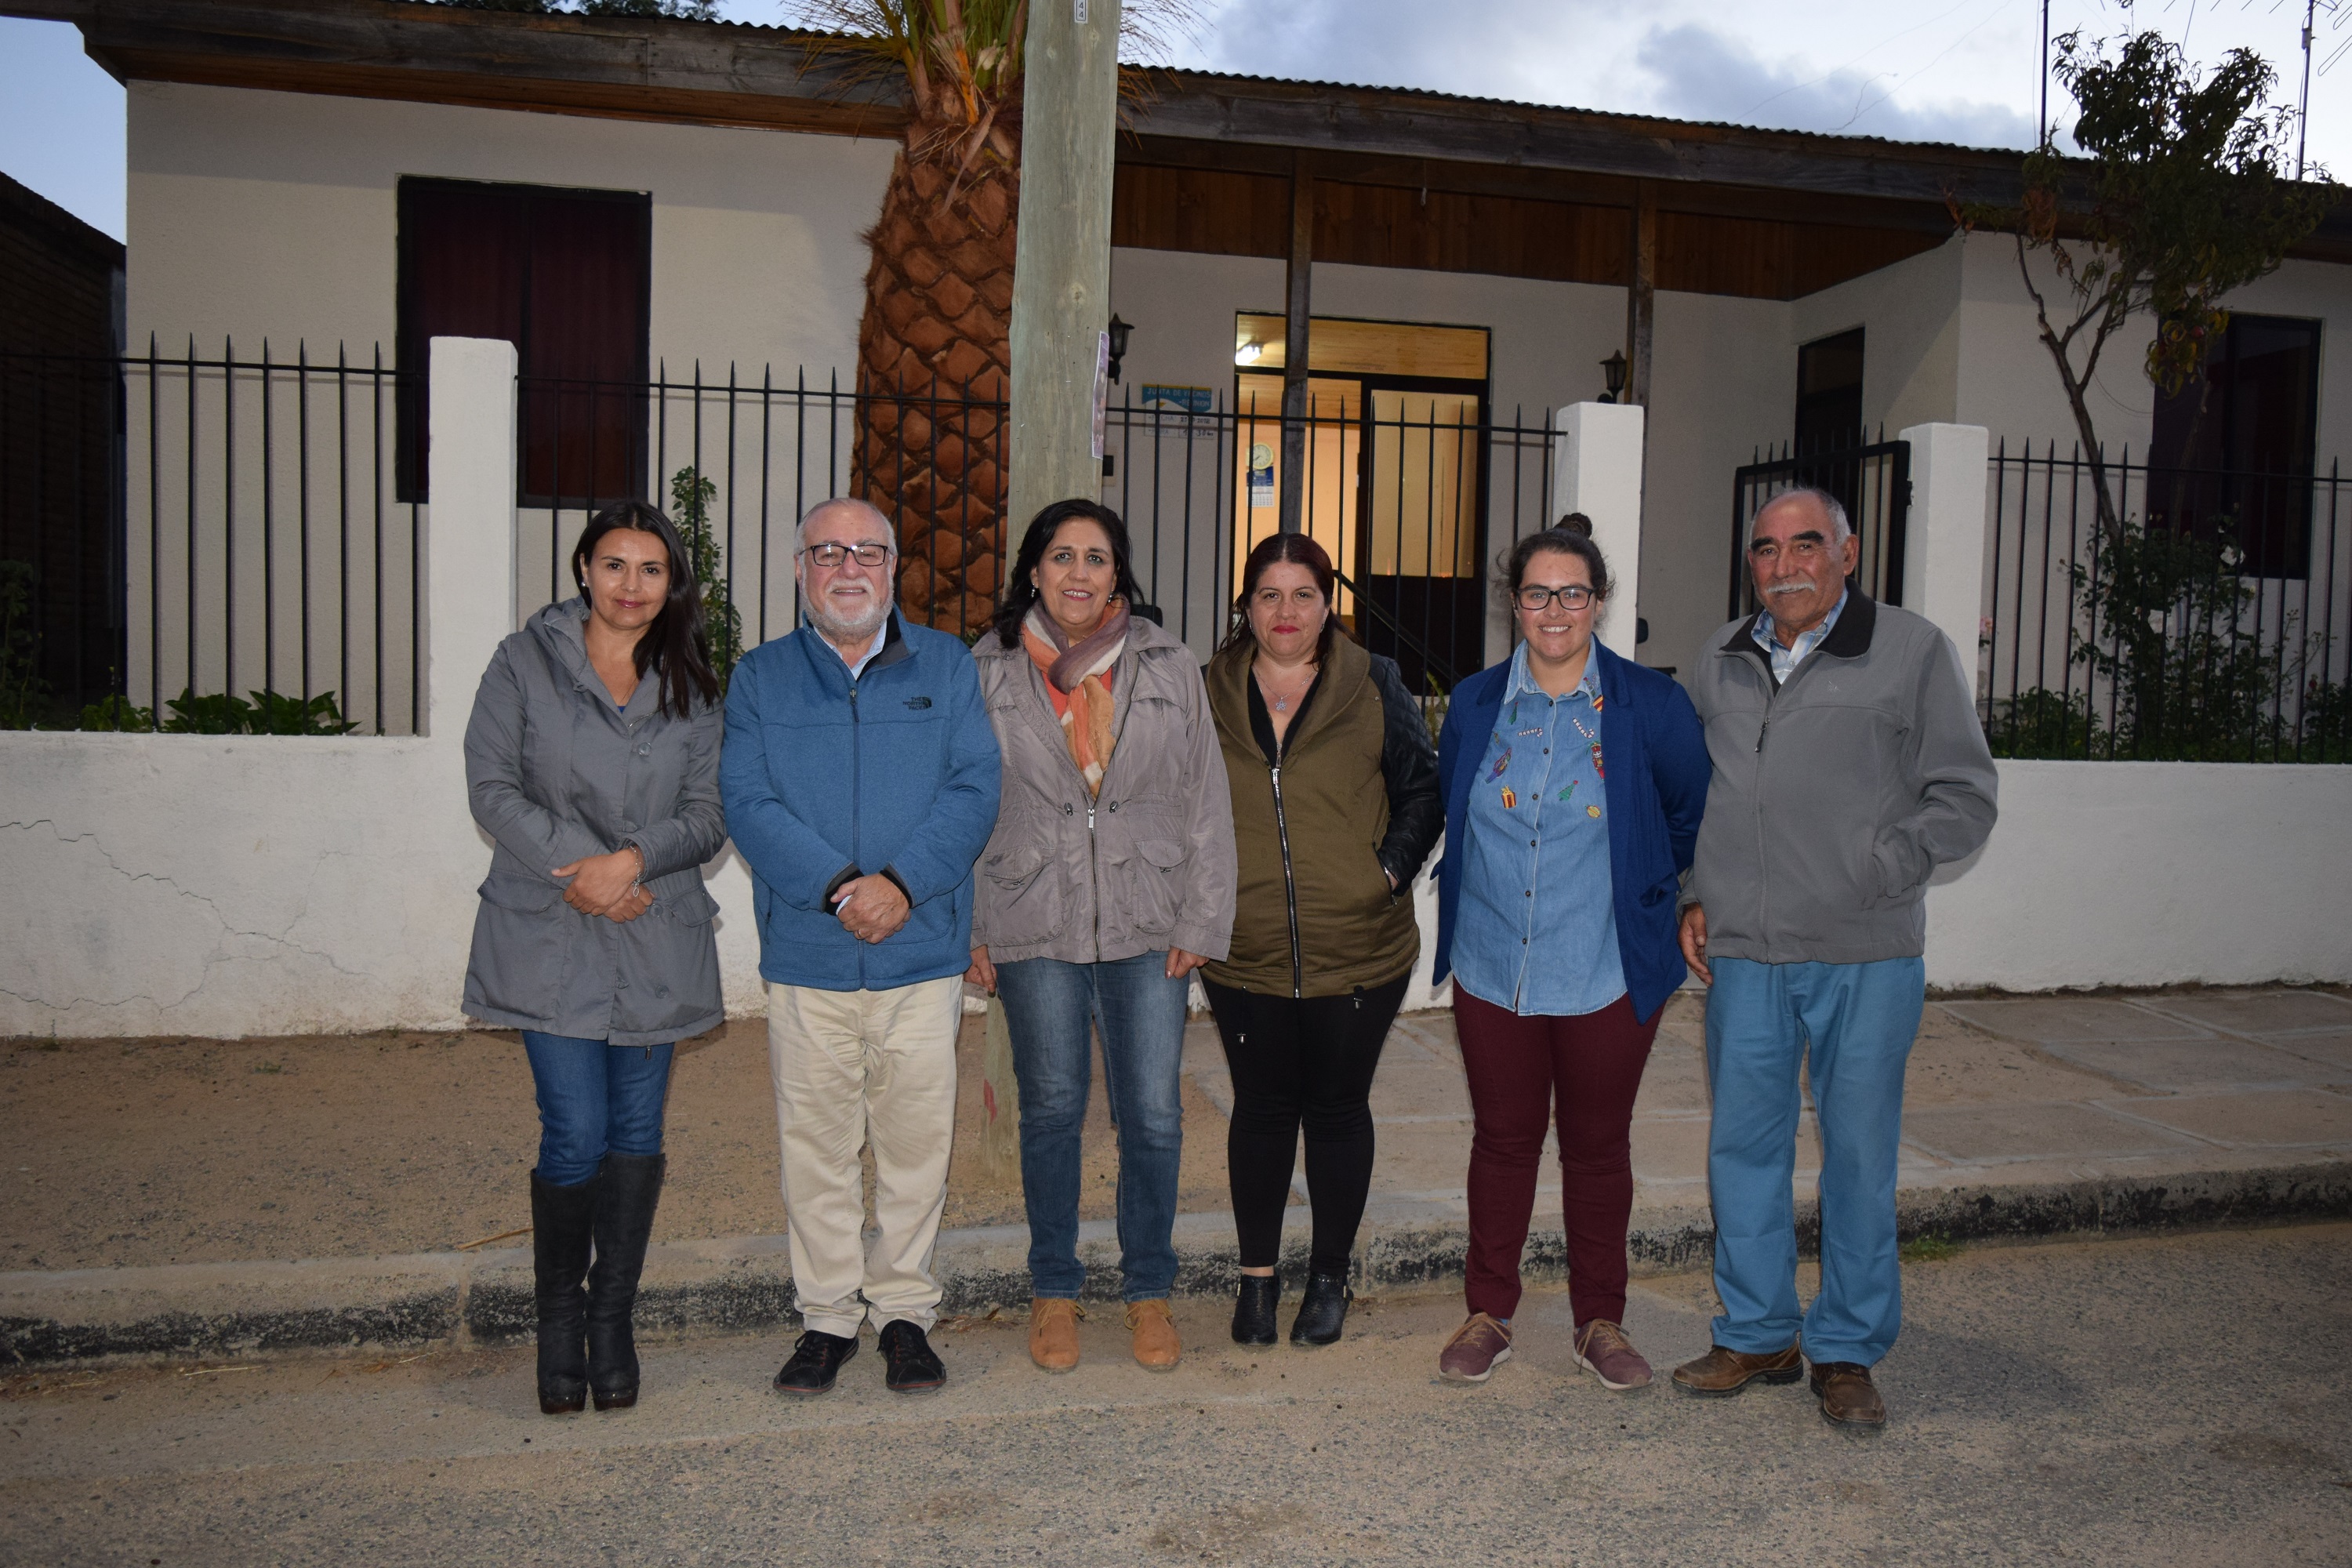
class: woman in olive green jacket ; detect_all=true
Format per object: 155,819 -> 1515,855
1203,532 -> 1442,1348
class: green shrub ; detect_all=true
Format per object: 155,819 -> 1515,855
670,466 -> 745,692
161,688 -> 359,735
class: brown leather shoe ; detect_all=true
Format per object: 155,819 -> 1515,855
1028,1298 -> 1081,1373
1125,1299 -> 1181,1371
1809,1360 -> 1886,1430
1670,1341 -> 1804,1396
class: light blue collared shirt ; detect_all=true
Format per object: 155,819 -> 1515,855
1450,641 -> 1626,1018
829,618 -> 889,680
1751,587 -> 1848,684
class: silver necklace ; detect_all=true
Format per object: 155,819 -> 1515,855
1259,662 -> 1316,713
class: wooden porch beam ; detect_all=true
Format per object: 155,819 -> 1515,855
1116,134 -> 1960,236
1279,153 -> 1315,535
1626,181 -> 1655,408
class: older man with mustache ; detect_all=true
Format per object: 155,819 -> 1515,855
1673,488 -> 1995,1430
720,498 -> 1000,1399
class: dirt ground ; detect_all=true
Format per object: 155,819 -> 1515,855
0,1012 -> 1232,1272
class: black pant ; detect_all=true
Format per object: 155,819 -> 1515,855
1203,974 -> 1411,1276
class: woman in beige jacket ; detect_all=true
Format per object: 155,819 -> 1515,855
967,499 -> 1235,1375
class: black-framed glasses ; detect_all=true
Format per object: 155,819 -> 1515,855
1516,584 -> 1595,612
800,542 -> 893,568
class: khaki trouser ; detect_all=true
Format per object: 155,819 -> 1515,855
765,975 -> 962,1338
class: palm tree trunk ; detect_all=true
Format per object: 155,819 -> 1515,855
856,123 -> 1020,637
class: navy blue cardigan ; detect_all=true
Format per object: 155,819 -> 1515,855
1432,641 -> 1709,1025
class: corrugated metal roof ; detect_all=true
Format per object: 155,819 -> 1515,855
392,3 -> 2033,162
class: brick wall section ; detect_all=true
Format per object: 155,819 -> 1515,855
1,173 -> 125,710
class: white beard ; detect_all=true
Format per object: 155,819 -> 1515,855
807,591 -> 892,646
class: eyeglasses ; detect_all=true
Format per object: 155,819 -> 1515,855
1517,584 -> 1595,612
800,542 -> 893,568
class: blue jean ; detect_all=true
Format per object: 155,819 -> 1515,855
1703,956 -> 1925,1367
994,953 -> 1189,1301
522,1031 -> 676,1186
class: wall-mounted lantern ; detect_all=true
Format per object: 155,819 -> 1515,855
1107,314 -> 1133,383
1599,349 -> 1628,404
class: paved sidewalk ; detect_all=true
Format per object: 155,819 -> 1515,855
4,986 -> 2348,1363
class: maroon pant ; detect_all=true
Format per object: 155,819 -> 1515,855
1454,987 -> 1661,1327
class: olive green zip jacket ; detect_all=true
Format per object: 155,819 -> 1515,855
1203,635 -> 1442,998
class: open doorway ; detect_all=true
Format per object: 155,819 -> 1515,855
1232,314 -> 1490,690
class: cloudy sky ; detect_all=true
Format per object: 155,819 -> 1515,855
5,0 -> 2348,241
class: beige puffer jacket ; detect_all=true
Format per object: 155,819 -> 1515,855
969,615 -> 1236,966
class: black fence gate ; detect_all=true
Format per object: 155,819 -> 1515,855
1728,433 -> 1911,619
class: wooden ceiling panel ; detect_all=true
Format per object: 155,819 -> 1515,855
1110,163 -> 1288,260
1113,163 -> 1957,302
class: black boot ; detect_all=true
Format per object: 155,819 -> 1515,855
1232,1273 -> 1280,1346
1290,1268 -> 1353,1348
586,1152 -> 666,1410
531,1171 -> 599,1415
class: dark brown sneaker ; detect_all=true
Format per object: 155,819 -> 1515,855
1437,1313 -> 1513,1383
1670,1341 -> 1804,1396
1809,1361 -> 1886,1430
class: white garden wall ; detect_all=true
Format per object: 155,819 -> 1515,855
1924,760 -> 2352,991
6,359 -> 2350,1040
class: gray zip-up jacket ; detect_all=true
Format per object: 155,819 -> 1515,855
1686,592 -> 1997,965
462,597 -> 727,1044
969,615 -> 1236,965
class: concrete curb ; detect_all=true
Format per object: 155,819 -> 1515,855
4,1162 -> 2347,1367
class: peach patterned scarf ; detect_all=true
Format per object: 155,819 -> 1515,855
1022,599 -> 1129,797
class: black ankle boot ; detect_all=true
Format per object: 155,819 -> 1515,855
1231,1273 -> 1279,1346
586,1152 -> 666,1411
1290,1268 -> 1352,1347
531,1171 -> 599,1414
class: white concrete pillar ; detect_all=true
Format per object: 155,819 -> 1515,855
424,336 -> 518,741
1549,401 -> 1647,658
1896,422 -> 1991,670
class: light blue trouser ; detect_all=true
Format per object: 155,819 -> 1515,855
1704,956 -> 1925,1367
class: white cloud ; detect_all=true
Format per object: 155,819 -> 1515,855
1633,21 -> 2036,147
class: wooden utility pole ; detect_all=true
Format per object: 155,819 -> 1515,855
1279,154 -> 1316,533
1625,180 -> 1656,408
994,0 -> 1121,1171
1007,0 -> 1123,533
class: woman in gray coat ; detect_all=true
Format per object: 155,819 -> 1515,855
463,499 -> 726,1417
965,499 -> 1235,1375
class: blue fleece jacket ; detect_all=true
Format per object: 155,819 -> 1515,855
1434,641 -> 1709,1025
720,613 -> 1002,993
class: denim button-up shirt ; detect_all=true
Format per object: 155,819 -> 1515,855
1449,642 -> 1626,1017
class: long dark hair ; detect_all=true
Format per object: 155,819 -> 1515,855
1218,532 -> 1347,662
571,500 -> 720,719
990,499 -> 1146,649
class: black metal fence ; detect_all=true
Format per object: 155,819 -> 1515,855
1728,431 -> 1911,620
1980,441 -> 2351,762
520,369 -> 1570,698
5,348 -> 1581,734
0,341 -> 423,734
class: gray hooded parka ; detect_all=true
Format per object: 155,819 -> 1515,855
462,597 -> 727,1045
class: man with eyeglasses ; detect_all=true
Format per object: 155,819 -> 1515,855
719,497 -> 1000,1398
1672,487 -> 1995,1430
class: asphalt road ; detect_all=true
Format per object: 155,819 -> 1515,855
5,1225 -> 2349,1567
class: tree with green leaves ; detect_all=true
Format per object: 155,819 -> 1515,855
1966,24 -> 2331,534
